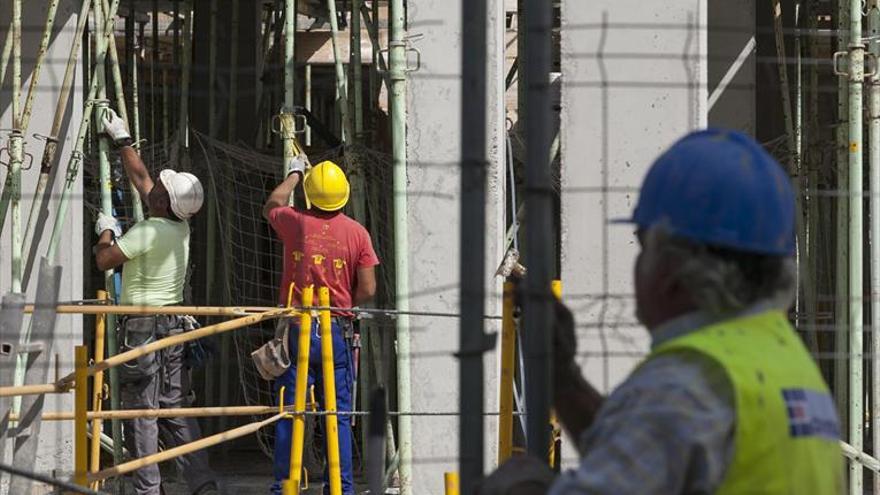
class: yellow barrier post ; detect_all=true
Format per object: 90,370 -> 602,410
497,281 -> 516,464
284,285 -> 314,494
90,290 -> 108,489
319,287 -> 342,495
444,472 -> 460,495
74,345 -> 89,487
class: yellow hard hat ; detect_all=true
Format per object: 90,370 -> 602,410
303,160 -> 350,211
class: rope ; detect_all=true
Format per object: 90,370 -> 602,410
0,463 -> 108,495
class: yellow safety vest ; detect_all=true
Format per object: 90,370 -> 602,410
649,310 -> 844,494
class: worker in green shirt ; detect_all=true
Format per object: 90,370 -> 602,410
93,109 -> 220,495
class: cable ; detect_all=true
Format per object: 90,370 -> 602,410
0,463 -> 108,495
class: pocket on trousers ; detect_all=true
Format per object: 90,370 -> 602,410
118,318 -> 160,383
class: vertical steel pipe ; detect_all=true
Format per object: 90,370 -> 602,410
522,0 -> 554,463
870,7 -> 880,493
351,0 -> 364,139
836,0 -> 852,431
228,0 -> 240,143
327,0 -> 353,144
9,0 -> 23,293
389,0 -> 412,490
74,345 -> 89,488
497,281 -> 516,464
178,0 -> 193,148
460,0 -> 488,491
89,290 -> 108,490
848,0 -> 865,492
305,63 -> 312,146
285,285 -> 313,492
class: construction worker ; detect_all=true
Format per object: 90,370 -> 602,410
481,129 -> 843,494
93,110 -> 220,495
263,158 -> 379,495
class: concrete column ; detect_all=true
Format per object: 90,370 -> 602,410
559,0 -> 708,465
406,0 -> 506,492
0,0 -> 84,480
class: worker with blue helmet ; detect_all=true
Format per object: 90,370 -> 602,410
480,129 -> 843,495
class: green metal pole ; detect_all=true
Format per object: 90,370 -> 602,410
20,0 -> 93,290
9,0 -> 23,294
134,17 -> 144,152
351,0 -> 364,140
92,0 -> 125,475
103,0 -> 144,222
389,0 -> 411,491
327,0 -> 353,144
178,0 -> 193,150
20,0 -> 61,131
869,7 -> 880,493
0,27 -> 12,91
281,0 -> 297,183
836,0 -> 851,438
847,0 -> 865,492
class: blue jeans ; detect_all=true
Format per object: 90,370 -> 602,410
271,320 -> 354,495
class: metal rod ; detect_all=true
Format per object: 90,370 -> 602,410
389,0 -> 412,488
9,0 -> 23,293
74,345 -> 89,488
13,405 -> 315,421
286,286 -> 314,491
178,0 -> 192,149
497,282 -> 515,464
88,414 -> 286,483
870,6 -> 880,493
151,0 -> 158,153
0,26 -> 12,90
0,462 -> 108,495
522,0 -> 554,463
305,63 -> 312,146
20,0 -> 61,131
319,288 -> 344,495
460,0 -> 488,490
327,0 -> 353,144
848,0 -> 866,492
89,291 -> 107,489
836,0 -> 852,433
352,0 -> 364,139
131,9 -> 144,222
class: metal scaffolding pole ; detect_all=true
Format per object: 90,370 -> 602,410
522,0 -> 554,462
9,0 -> 23,293
0,27 -> 11,90
228,0 -> 240,143
389,0 -> 411,490
847,0 -> 865,492
351,0 -> 364,139
327,0 -> 353,144
178,0 -> 192,150
869,6 -> 880,493
836,0 -> 852,437
460,0 -> 489,490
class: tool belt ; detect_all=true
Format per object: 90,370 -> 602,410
252,317 -> 292,381
118,315 -> 168,383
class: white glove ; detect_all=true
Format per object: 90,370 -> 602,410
95,213 -> 122,238
285,154 -> 309,177
101,109 -> 133,147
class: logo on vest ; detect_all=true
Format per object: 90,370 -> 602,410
782,388 -> 840,441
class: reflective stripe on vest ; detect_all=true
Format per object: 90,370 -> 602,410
649,310 -> 843,494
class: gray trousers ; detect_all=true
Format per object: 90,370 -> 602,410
120,316 -> 215,495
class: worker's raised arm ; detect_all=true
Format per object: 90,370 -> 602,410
262,156 -> 307,220
102,109 -> 154,207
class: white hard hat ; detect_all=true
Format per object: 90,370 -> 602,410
159,169 -> 204,220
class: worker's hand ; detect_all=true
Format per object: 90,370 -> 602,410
553,300 -> 577,368
95,213 -> 122,238
101,108 -> 133,147
285,153 -> 309,178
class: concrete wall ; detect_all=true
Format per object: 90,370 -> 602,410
405,0 -> 506,492
559,0 -> 708,464
0,0 -> 84,483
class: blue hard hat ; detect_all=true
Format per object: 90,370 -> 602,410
626,128 -> 795,256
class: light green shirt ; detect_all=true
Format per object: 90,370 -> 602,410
116,217 -> 189,306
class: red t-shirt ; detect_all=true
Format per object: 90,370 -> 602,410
268,207 -> 380,313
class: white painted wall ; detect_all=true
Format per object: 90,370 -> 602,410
0,0 -> 84,483
559,0 -> 708,466
405,0 -> 506,492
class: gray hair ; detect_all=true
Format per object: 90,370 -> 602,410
641,226 -> 797,316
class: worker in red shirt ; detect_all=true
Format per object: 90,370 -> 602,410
262,158 -> 379,495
